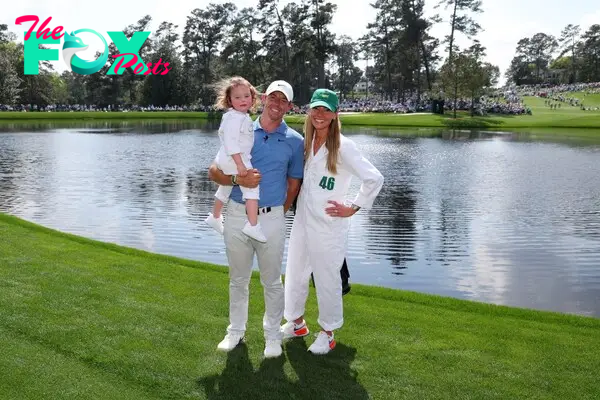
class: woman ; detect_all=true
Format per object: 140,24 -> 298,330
281,89 -> 384,355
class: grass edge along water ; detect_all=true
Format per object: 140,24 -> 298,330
1,109 -> 599,129
1,212 -> 599,399
1,94 -> 600,133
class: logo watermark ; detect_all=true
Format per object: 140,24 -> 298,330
15,15 -> 171,76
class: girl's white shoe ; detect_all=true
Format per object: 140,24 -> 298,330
205,213 -> 224,235
242,221 -> 267,242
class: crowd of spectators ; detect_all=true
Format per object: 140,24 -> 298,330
5,82 -> 598,115
289,92 -> 530,115
0,104 -> 214,113
513,82 -> 600,97
0,97 -> 529,116
509,82 -> 600,111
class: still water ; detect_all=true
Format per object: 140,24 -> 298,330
1,120 -> 599,317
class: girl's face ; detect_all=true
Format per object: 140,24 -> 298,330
309,106 -> 337,132
230,85 -> 252,113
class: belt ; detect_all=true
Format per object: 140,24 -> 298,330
246,206 -> 272,216
258,207 -> 272,215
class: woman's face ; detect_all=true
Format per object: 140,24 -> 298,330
309,106 -> 337,132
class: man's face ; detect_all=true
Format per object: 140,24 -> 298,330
262,91 -> 292,122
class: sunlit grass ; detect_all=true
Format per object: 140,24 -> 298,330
1,213 -> 599,399
0,95 -> 599,133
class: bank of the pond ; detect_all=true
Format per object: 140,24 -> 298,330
1,105 -> 599,132
286,111 -> 600,130
1,212 -> 599,399
0,111 -> 215,121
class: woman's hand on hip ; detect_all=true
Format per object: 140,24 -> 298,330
325,200 -> 356,218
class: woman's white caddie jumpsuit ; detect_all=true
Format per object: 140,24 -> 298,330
284,134 -> 384,331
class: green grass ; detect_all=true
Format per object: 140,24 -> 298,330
558,91 -> 600,108
0,111 -> 216,120
1,212 -> 599,399
2,100 -> 599,132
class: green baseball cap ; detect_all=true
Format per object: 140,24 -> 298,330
309,88 -> 339,112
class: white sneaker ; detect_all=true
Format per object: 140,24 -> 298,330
264,339 -> 282,358
205,213 -> 224,235
242,222 -> 267,243
308,331 -> 336,355
281,320 -> 310,340
216,333 -> 244,352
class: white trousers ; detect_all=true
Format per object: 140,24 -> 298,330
223,200 -> 286,340
284,220 -> 344,332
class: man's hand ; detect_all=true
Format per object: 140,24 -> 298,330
208,162 -> 261,188
237,169 -> 261,188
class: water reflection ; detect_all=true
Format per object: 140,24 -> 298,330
0,119 -> 222,134
1,121 -> 600,318
368,185 -> 418,271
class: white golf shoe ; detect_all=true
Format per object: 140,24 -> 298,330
308,331 -> 336,355
216,333 -> 244,352
264,339 -> 283,358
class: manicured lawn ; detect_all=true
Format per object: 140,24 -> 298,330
0,111 -> 214,120
562,91 -> 600,108
1,99 -> 599,132
1,213 -> 599,399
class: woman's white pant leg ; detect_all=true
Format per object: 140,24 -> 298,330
284,223 -> 312,322
312,256 -> 344,332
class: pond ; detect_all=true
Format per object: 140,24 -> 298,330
1,120 -> 599,318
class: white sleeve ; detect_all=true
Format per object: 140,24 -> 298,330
220,112 -> 244,156
342,138 -> 384,210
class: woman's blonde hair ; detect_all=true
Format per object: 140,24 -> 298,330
213,76 -> 259,113
303,111 -> 342,174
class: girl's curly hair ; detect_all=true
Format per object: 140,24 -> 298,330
213,76 -> 260,113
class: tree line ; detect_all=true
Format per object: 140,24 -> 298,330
507,23 -> 600,85
0,0 -> 498,112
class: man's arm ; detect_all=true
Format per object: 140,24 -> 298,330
284,177 -> 302,213
284,136 -> 305,213
208,162 -> 261,188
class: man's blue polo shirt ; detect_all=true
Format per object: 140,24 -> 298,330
230,118 -> 304,207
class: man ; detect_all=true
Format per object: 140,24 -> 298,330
341,258 -> 351,295
208,80 -> 304,358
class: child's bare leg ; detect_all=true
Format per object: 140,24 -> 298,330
213,199 -> 224,218
246,199 -> 258,226
241,197 -> 266,243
